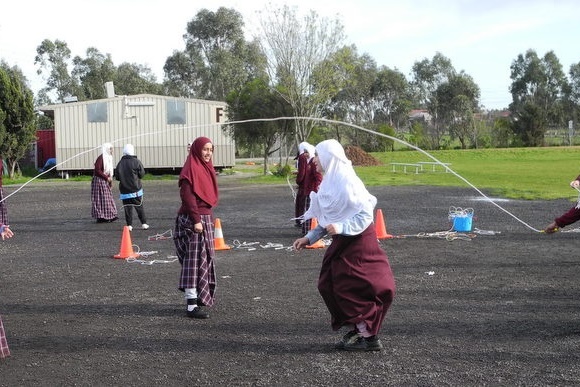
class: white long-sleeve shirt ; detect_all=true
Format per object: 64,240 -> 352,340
304,205 -> 374,244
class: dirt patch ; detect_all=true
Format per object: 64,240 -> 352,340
345,145 -> 382,166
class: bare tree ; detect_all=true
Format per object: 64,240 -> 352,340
257,5 -> 345,143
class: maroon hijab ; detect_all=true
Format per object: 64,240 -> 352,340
179,137 -> 218,206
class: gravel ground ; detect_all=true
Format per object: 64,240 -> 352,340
1,175 -> 580,386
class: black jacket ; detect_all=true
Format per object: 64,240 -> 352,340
115,155 -> 145,194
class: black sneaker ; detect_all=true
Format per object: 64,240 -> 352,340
335,330 -> 360,350
343,335 -> 383,352
186,306 -> 209,319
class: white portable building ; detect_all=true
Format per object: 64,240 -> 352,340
38,93 -> 235,172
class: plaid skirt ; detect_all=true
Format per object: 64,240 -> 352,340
91,177 -> 117,220
0,188 -> 8,225
174,214 -> 216,307
0,316 -> 10,359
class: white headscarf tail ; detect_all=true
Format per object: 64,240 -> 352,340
101,143 -> 113,176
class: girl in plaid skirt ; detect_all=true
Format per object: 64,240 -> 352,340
174,137 -> 219,319
91,143 -> 118,223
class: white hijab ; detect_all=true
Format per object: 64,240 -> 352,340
302,139 -> 377,227
303,143 -> 316,162
101,143 -> 113,176
123,144 -> 135,156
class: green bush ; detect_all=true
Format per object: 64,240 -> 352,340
271,164 -> 292,177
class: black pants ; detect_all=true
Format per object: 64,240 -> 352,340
122,197 -> 147,226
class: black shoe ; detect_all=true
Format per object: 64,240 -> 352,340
335,330 -> 360,349
186,306 -> 209,319
343,335 -> 383,352
108,217 -> 118,223
96,218 -> 107,223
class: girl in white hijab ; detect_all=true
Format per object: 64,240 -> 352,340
293,139 -> 396,352
91,143 -> 118,223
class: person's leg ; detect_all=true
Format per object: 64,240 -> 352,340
123,199 -> 133,226
133,197 -> 148,227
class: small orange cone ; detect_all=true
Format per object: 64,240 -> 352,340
306,218 -> 326,249
214,218 -> 231,250
375,209 -> 394,239
114,226 -> 140,259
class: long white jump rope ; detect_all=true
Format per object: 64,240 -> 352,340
2,116 -> 578,245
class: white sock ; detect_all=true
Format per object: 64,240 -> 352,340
185,288 -> 198,299
356,321 -> 371,338
185,288 -> 198,311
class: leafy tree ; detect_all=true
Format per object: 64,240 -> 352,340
315,45 -> 378,145
36,40 -> 162,102
512,102 -> 545,146
0,64 -> 37,178
435,72 -> 480,149
563,62 -> 580,135
410,53 -> 456,148
71,47 -> 117,99
509,49 -> 568,146
225,78 -> 293,174
164,7 -> 262,100
257,5 -> 345,143
35,39 -> 80,103
491,116 -> 514,148
410,52 -> 455,109
114,63 -> 162,96
371,66 -> 412,130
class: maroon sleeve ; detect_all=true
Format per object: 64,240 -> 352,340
312,171 -> 323,193
93,155 -> 109,181
296,154 -> 308,186
179,180 -> 201,224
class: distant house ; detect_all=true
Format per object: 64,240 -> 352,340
37,85 -> 235,173
408,109 -> 432,124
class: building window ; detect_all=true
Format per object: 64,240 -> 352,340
87,102 -> 108,122
167,100 -> 186,125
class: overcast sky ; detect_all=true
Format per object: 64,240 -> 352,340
1,0 -> 579,110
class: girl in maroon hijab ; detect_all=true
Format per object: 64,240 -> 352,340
174,137 -> 219,319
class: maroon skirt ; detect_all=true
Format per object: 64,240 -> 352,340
317,223 -> 396,336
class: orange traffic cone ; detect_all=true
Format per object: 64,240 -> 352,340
114,226 -> 140,259
306,218 -> 325,249
214,218 -> 231,250
375,209 -> 393,239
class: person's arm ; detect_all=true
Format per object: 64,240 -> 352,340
179,180 -> 201,224
137,160 -> 146,179
293,224 -> 326,250
114,161 -> 121,181
93,155 -> 109,180
296,156 -> 308,185
0,224 -> 14,240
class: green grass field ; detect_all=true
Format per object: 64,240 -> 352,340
242,146 -> 580,201
5,146 -> 580,201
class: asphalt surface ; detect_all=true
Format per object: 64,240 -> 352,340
1,176 -> 580,386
